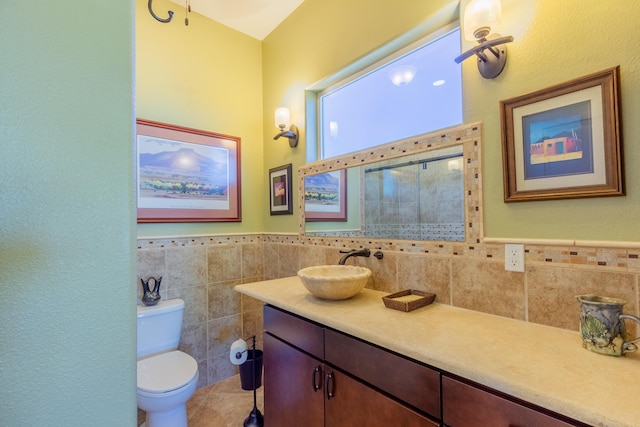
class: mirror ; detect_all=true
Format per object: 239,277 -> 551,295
300,123 -> 483,243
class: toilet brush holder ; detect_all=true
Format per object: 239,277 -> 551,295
230,336 -> 264,427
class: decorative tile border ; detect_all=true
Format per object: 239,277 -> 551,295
137,233 -> 265,249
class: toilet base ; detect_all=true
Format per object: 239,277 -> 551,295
145,404 -> 187,427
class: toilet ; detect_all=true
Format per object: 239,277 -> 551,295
137,299 -> 199,427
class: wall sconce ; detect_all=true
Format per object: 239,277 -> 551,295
273,107 -> 299,148
454,0 -> 513,79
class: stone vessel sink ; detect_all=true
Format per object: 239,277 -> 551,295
297,265 -> 372,300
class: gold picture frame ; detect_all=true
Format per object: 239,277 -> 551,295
500,66 -> 623,202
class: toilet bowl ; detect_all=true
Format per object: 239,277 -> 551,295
137,350 -> 199,427
136,299 -> 199,427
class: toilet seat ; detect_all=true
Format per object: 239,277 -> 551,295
137,350 -> 198,394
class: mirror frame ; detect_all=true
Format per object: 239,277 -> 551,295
298,122 -> 484,244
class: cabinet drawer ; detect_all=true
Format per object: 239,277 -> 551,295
442,376 -> 582,427
264,305 -> 324,359
325,328 -> 441,419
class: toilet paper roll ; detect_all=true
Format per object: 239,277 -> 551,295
230,338 -> 248,365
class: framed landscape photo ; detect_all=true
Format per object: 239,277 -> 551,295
269,164 -> 293,215
500,66 -> 623,202
304,169 -> 347,221
136,119 -> 241,222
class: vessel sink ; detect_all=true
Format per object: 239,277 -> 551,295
297,265 -> 372,300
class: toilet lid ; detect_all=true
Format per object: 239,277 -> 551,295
137,350 -> 198,393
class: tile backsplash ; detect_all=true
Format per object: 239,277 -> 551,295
137,233 -> 640,389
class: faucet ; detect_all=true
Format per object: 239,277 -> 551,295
338,248 -> 371,265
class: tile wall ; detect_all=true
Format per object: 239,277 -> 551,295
137,235 -> 266,389
136,123 -> 638,390
137,233 -> 640,390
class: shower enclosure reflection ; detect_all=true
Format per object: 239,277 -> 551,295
363,146 -> 464,241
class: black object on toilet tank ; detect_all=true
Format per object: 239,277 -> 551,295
140,276 -> 162,306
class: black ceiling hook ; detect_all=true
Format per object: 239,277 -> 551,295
148,0 -> 174,23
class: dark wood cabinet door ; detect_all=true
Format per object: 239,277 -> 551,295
442,376 -> 583,427
325,369 -> 439,427
325,328 -> 441,418
263,333 -> 324,427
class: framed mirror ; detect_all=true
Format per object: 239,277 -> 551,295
299,122 -> 483,244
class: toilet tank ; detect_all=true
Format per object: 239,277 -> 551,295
137,298 -> 185,359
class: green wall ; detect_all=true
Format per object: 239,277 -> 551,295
136,0 -> 264,238
0,1 -> 136,425
262,0 -> 640,242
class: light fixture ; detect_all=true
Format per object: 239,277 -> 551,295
273,107 -> 299,148
448,159 -> 462,171
388,65 -> 418,86
454,0 -> 514,79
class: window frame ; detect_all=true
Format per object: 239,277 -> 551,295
306,21 -> 461,162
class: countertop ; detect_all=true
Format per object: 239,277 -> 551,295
235,277 -> 640,427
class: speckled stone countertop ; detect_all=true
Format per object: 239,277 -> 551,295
236,277 -> 640,427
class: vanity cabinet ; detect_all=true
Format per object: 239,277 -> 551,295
442,375 -> 588,427
264,305 -> 440,426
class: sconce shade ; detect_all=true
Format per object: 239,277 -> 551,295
275,107 -> 290,129
273,107 -> 299,147
463,0 -> 502,41
455,0 -> 512,79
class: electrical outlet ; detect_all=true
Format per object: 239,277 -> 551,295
505,243 -> 525,272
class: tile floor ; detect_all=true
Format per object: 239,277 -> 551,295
138,375 -> 264,427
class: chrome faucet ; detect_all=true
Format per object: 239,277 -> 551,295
338,248 -> 371,265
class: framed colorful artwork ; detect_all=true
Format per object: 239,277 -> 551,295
500,66 -> 623,202
304,169 -> 347,221
136,119 -> 241,222
269,164 -> 293,215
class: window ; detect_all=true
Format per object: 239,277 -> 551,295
319,26 -> 462,160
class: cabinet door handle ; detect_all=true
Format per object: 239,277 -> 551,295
326,372 -> 334,400
312,365 -> 322,391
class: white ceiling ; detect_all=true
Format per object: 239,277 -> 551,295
168,0 -> 304,40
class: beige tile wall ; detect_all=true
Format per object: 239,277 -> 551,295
138,233 -> 640,389
137,235 -> 266,389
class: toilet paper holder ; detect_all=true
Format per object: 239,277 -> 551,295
229,335 -> 264,427
230,335 -> 254,365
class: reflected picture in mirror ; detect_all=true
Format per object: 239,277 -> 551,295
304,169 -> 347,222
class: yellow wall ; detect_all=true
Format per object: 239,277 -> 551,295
262,0 -> 640,242
137,0 -> 640,242
466,1 -> 640,240
262,0 -> 456,233
136,0 -> 264,237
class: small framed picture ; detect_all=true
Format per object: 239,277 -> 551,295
500,66 -> 623,202
269,164 -> 293,215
